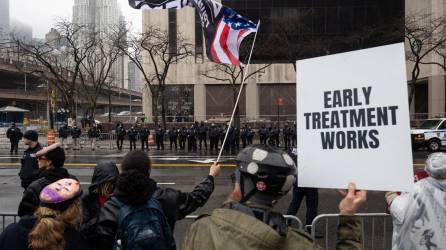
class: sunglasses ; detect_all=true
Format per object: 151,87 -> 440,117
37,156 -> 48,161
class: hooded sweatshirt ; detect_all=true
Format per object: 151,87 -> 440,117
82,161 -> 119,224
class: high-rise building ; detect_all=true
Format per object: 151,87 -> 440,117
10,19 -> 33,43
128,61 -> 143,91
0,0 -> 10,41
72,0 -> 128,89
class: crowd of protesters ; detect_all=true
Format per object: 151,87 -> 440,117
1,127 -> 445,249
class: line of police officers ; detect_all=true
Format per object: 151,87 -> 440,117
112,121 -> 297,152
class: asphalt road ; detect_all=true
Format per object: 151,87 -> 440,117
0,147 -> 434,249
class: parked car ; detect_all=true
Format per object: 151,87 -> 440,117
100,112 -> 117,117
411,118 -> 446,151
116,111 -> 131,116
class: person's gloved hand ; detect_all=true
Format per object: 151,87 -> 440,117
337,182 -> 367,216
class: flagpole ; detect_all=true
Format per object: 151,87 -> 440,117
215,20 -> 261,164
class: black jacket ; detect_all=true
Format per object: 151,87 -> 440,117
71,127 -> 82,138
82,162 -> 119,225
127,129 -> 138,140
88,127 -> 100,138
139,128 -> 150,140
19,143 -> 43,189
116,127 -> 126,138
18,167 -> 73,217
59,126 -> 70,138
87,174 -> 215,250
6,127 -> 23,142
0,216 -> 88,250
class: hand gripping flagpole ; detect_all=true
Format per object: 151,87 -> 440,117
215,20 -> 261,164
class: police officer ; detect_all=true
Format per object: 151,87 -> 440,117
116,124 -> 126,151
179,127 -> 187,150
198,121 -> 208,151
283,123 -> 291,150
247,126 -> 254,145
267,126 -> 275,146
71,123 -> 82,150
7,123 -> 23,155
259,125 -> 268,144
155,125 -> 165,150
183,144 -> 366,249
220,125 -> 226,150
19,130 -> 42,189
234,126 -> 240,152
87,124 -> 100,151
187,125 -> 197,152
240,125 -> 249,148
139,126 -> 150,150
58,123 -> 69,149
169,127 -> 178,150
127,126 -> 138,150
286,147 -> 320,231
208,123 -> 219,151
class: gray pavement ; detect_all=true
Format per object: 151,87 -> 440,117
0,146 -> 434,249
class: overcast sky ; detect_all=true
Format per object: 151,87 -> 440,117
10,0 -> 142,39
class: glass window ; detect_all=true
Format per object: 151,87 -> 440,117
168,9 -> 177,59
158,85 -> 194,122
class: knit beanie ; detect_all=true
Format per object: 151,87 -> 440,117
425,152 -> 446,180
23,130 -> 39,141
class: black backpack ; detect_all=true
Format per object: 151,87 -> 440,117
112,196 -> 176,250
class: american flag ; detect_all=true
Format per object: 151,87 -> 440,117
129,0 -> 258,65
209,7 -> 257,65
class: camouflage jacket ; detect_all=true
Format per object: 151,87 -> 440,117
182,208 -> 362,250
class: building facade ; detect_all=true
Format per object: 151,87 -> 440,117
406,0 -> 446,119
141,0 -> 417,123
0,0 -> 10,41
72,0 -> 129,90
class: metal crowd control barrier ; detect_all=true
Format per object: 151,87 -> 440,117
1,213 -> 19,232
311,213 -> 392,250
185,214 -> 304,230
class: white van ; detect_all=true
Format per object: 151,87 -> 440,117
411,118 -> 446,151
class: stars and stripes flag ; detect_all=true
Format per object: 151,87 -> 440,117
128,0 -> 258,65
201,2 -> 257,65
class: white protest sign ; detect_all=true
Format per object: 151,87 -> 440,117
296,43 -> 413,192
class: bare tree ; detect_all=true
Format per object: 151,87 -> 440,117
202,63 -> 270,128
406,13 -> 446,106
16,19 -> 95,119
419,42 -> 446,111
115,24 -> 193,128
78,30 -> 122,119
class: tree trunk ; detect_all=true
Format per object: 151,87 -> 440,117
108,87 -> 112,123
160,86 -> 167,129
233,87 -> 241,128
152,92 -> 160,126
408,63 -> 420,107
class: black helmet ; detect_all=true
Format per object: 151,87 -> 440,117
235,144 -> 296,205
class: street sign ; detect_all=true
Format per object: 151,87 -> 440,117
296,43 -> 413,192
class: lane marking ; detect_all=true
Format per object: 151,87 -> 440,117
80,182 -> 176,185
0,163 -> 237,167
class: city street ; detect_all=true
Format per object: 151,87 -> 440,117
0,146 -> 432,248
